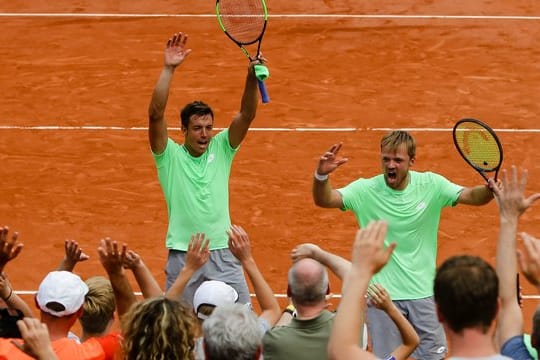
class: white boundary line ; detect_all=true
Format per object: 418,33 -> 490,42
1,125 -> 540,133
1,13 -> 540,20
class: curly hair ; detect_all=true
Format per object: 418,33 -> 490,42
121,297 -> 197,360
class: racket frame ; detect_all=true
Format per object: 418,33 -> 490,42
215,0 -> 270,102
452,118 -> 504,182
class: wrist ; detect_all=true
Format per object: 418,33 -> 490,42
283,304 -> 296,316
314,171 -> 329,182
2,287 -> 12,302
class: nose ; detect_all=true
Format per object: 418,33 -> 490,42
201,128 -> 208,137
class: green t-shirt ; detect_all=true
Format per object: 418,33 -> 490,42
339,171 -> 463,300
153,129 -> 237,251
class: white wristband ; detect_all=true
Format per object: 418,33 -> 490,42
314,171 -> 329,181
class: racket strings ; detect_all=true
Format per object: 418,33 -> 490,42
218,0 -> 265,44
454,124 -> 502,171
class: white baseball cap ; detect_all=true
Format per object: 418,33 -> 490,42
36,271 -> 89,317
193,280 -> 239,320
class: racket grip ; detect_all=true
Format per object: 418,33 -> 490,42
258,79 -> 270,103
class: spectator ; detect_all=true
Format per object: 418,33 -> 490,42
491,167 -> 540,359
203,303 -> 262,360
434,255 -> 510,359
121,296 -> 197,360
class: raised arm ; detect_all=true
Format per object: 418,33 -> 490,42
313,143 -> 348,209
165,233 -> 210,300
0,273 -> 34,318
148,32 -> 192,154
492,167 -> 540,347
228,225 -> 281,326
367,284 -> 419,360
457,184 -> 495,206
292,243 -> 350,280
0,226 -> 23,274
227,59 -> 262,149
98,238 -> 137,318
57,239 -> 89,272
518,233 -> 540,293
328,221 -> 396,360
123,250 -> 163,299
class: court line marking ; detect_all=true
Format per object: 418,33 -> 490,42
2,13 -> 540,20
1,125 -> 539,133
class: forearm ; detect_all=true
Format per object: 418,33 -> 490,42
107,271 -> 137,318
148,66 -> 175,122
310,250 -> 350,280
463,185 -> 494,205
313,178 -> 335,208
165,266 -> 195,300
131,263 -> 163,299
238,69 -> 258,123
5,292 -> 35,318
386,305 -> 419,359
497,217 -> 519,302
329,268 -> 370,355
242,259 -> 280,322
56,259 -> 75,272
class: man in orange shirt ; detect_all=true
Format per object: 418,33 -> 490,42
0,271 -> 113,359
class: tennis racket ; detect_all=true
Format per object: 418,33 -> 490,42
216,0 -> 270,103
452,118 -> 503,182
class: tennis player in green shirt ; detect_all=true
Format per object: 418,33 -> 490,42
312,130 -> 495,359
148,32 -> 264,306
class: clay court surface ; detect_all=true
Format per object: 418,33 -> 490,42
2,0 -> 540,334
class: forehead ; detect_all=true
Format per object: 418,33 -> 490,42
187,113 -> 213,127
381,143 -> 410,159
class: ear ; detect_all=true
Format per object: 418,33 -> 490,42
409,156 -> 415,166
181,125 -> 187,134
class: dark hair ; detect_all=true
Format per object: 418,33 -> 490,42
380,131 -> 416,159
180,101 -> 214,129
434,255 -> 498,334
0,308 -> 23,338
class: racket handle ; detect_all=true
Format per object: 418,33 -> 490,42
258,79 -> 270,103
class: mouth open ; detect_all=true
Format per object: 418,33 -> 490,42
387,170 -> 397,181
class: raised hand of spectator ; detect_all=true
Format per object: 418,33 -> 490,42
367,284 -> 392,312
186,233 -> 210,271
517,232 -> 540,290
491,167 -> 540,221
13,318 -> 58,360
228,225 -> 253,263
58,239 -> 90,272
352,220 -> 395,276
98,238 -> 127,276
0,226 -> 23,272
123,250 -> 142,270
291,243 -> 321,263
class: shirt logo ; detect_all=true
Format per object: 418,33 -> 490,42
207,154 -> 215,164
416,201 -> 426,210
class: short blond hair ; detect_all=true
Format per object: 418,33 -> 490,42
380,131 -> 416,159
80,276 -> 115,334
